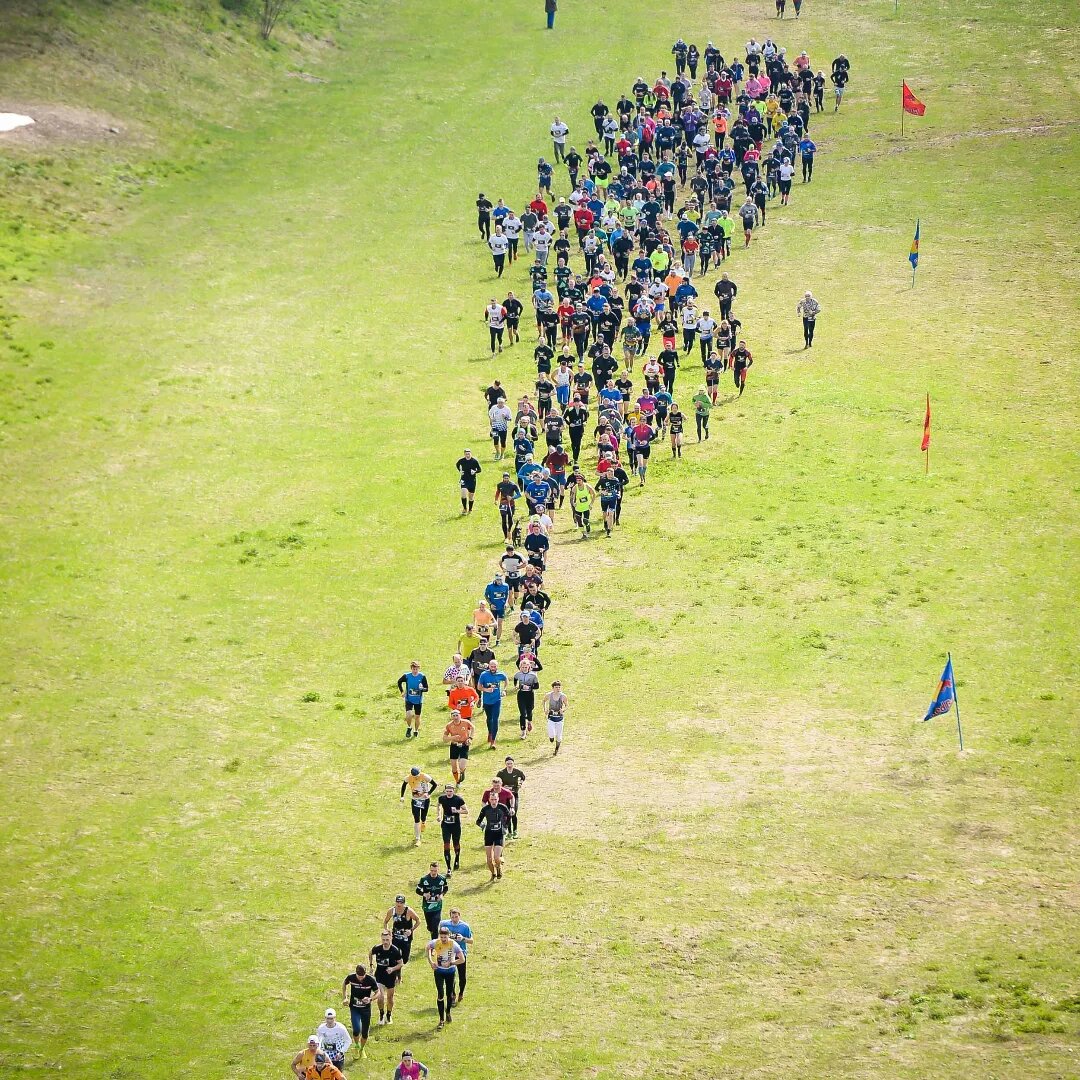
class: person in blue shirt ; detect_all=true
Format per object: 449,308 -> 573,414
476,659 -> 508,747
517,455 -> 542,486
674,279 -> 699,313
523,474 -> 552,518
492,199 -> 510,224
439,909 -> 473,1002
799,137 -> 817,182
598,380 -> 622,412
397,661 -> 429,740
537,158 -> 553,192
513,429 -> 534,474
631,252 -> 652,280
654,389 -> 673,434
676,215 -> 699,242
484,574 -> 510,645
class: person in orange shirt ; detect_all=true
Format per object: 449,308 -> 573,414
472,600 -> 496,635
442,697 -> 476,784
712,109 -> 728,150
305,1051 -> 344,1080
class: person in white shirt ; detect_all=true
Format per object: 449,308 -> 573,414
488,399 -> 513,458
317,1009 -> 351,1072
602,115 -> 618,155
484,299 -> 507,356
488,226 -> 509,277
695,310 -> 718,364
533,228 -> 551,267
550,116 -> 569,162
502,211 -> 522,263
778,156 -> 795,205
681,300 -> 699,354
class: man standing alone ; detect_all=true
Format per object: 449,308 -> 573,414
545,0 -> 557,29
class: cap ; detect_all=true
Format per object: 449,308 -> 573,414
325,1008 -> 336,1018
308,1035 -> 320,1045
410,766 -> 420,776
395,893 -> 406,902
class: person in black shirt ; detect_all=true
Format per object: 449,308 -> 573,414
495,473 -> 520,541
503,292 -> 523,345
573,363 -> 593,403
535,342 -> 554,374
590,99 -> 609,137
416,862 -> 450,937
476,194 -> 492,240
342,963 -> 380,1054
484,380 -> 505,410
713,273 -> 738,321
476,791 -> 512,880
437,783 -> 468,872
455,449 -> 482,514
564,148 -> 582,188
564,398 -> 589,463
369,930 -> 404,1024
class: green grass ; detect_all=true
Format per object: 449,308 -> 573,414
1,0 -> 1078,1077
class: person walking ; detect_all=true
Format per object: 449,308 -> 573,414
692,386 -> 712,441
544,0 -> 557,29
796,291 -> 821,348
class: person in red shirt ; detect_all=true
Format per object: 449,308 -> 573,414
543,445 -> 570,507
573,205 -> 595,244
481,775 -> 516,814
557,298 -> 576,345
681,235 -> 700,277
630,419 -> 656,486
528,193 -> 548,217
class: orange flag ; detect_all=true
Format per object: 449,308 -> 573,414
921,394 -> 931,452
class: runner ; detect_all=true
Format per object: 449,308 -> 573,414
669,402 -> 684,457
513,656 -> 540,740
476,657 -> 508,748
369,929 -> 404,1026
731,339 -> 753,395
383,894 -> 422,970
400,766 -> 436,845
543,680 -> 568,755
483,572 -> 510,644
569,472 -> 596,538
394,1051 -> 429,1080
438,909 -> 473,1003
488,227 -> 509,278
596,467 -> 621,535
437,782 -> 468,873
292,1035 -> 321,1079
396,661 -> 429,740
796,290 -> 821,348
504,290 -> 523,344
416,860 -> 451,937
489,397 -> 512,460
455,448 -> 481,514
305,1052 -> 344,1080
428,926 -> 465,1029
341,965 -> 379,1060
630,413 -> 656,486
476,193 -> 493,240
476,790 -> 512,880
496,755 -> 527,838
500,542 -> 527,609
692,386 -> 712,441
495,471 -> 520,540
442,700 -> 475,785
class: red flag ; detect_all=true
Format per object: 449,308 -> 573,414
903,82 -> 926,116
921,394 -> 931,452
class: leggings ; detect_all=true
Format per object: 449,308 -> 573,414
350,1004 -> 372,1041
569,427 -> 584,461
699,337 -> 713,363
682,328 -> 696,352
483,699 -> 502,740
478,215 -> 491,239
663,370 -> 676,393
434,968 -> 457,1021
802,156 -> 813,180
493,254 -> 505,276
457,956 -> 467,995
500,505 -> 514,537
489,327 -> 504,351
517,690 -> 535,730
696,413 -> 709,438
802,318 -> 816,345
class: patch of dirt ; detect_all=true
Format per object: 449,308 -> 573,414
285,71 -> 327,84
839,119 -> 1079,162
0,102 -> 136,147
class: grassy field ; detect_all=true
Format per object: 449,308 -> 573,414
1,0 -> 1078,1078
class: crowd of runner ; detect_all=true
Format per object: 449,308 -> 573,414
290,36 -> 849,1080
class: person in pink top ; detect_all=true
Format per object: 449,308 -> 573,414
393,1049 -> 429,1079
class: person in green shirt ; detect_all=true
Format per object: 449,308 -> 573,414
569,474 -> 596,538
692,387 -> 712,441
716,213 -> 734,261
649,247 -> 670,277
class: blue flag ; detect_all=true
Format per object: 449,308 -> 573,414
923,655 -> 956,721
908,219 -> 920,271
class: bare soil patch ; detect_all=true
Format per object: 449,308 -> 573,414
0,102 -> 136,147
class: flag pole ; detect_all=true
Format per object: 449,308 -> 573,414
901,83 -> 905,137
950,652 -> 963,750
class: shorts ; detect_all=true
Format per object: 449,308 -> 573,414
600,497 -> 618,511
449,742 -> 470,760
547,716 -> 564,739
634,445 -> 651,459
490,606 -> 506,621
483,829 -> 506,847
405,700 -> 423,715
411,801 -> 430,823
459,478 -> 476,493
506,575 -> 524,590
376,973 -> 399,989
506,317 -> 520,328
